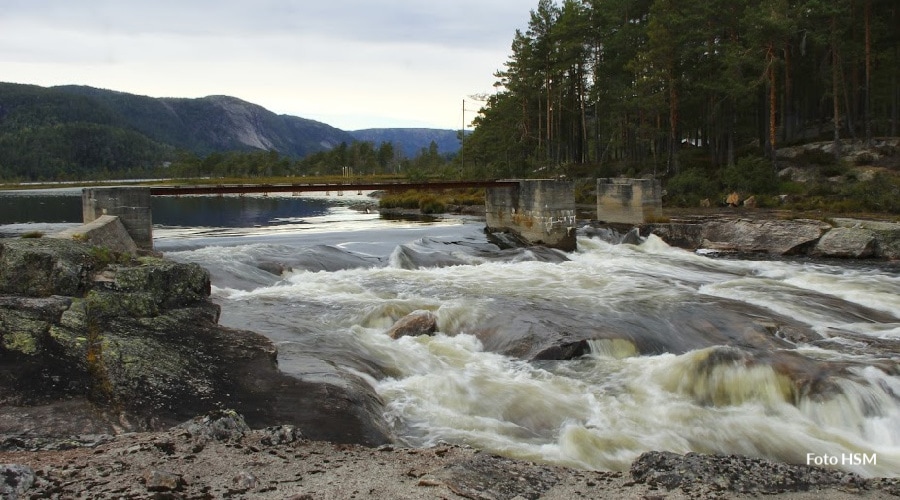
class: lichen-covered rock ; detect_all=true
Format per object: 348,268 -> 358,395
812,227 -> 877,258
0,239 -> 393,447
833,218 -> 900,259
0,239 -> 96,297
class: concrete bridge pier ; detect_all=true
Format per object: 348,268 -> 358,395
596,178 -> 662,225
82,187 -> 153,251
485,180 -> 577,251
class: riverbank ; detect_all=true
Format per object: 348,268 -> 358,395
2,412 -> 898,499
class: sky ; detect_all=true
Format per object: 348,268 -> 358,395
0,0 -> 537,131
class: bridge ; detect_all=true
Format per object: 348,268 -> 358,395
77,179 -> 662,253
148,180 -> 520,197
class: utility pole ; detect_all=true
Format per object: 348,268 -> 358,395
461,99 -> 465,179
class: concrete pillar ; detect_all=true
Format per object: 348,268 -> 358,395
485,180 -> 576,251
82,187 -> 153,250
596,178 -> 662,225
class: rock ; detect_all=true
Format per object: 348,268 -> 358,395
701,219 -> 828,255
700,198 -> 711,207
631,451 -> 858,495
642,221 -> 705,249
387,310 -> 438,339
176,410 -> 250,443
725,192 -> 740,206
620,227 -> 643,245
743,195 -> 757,208
232,470 -> 259,491
0,464 -> 35,499
0,239 -> 394,447
260,425 -> 302,446
832,218 -> 900,259
256,260 -> 292,276
143,469 -> 185,492
812,227 -> 877,258
0,239 -> 96,297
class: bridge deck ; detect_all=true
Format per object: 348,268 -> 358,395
149,180 -> 519,196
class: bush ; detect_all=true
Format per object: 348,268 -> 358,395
665,168 -> 719,207
722,156 -> 779,195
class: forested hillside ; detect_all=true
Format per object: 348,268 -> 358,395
0,84 -> 463,181
463,0 -> 900,181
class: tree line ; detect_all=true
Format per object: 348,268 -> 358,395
462,0 -> 900,179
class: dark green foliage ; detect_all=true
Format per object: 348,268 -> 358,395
722,157 -> 780,195
665,169 -> 720,207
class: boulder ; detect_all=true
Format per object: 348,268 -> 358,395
0,239 -> 393,447
0,239 -> 96,298
812,227 -> 877,258
725,192 -> 740,206
742,195 -> 757,208
832,218 -> 900,259
700,219 -> 828,255
387,310 -> 438,339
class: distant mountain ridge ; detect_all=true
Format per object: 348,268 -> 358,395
0,82 -> 460,180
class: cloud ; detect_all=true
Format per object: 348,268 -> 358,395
1,0 -> 535,129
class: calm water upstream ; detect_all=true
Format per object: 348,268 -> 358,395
2,188 -> 898,477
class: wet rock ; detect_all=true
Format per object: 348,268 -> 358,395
0,464 -> 35,499
257,260 -> 292,276
290,245 -> 378,272
812,227 -> 877,258
621,227 -> 643,245
387,310 -> 438,339
391,245 -> 467,270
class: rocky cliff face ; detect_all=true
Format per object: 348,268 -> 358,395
0,238 -> 392,446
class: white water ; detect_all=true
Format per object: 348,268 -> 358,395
157,213 -> 900,477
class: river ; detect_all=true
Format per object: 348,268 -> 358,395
2,188 -> 898,477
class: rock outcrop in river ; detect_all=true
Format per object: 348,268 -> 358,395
0,237 -> 392,446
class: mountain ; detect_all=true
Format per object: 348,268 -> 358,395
350,128 -> 462,158
52,85 -> 354,157
0,82 -> 460,181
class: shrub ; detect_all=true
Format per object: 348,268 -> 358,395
20,231 -> 44,239
722,156 -> 779,195
665,168 -> 719,207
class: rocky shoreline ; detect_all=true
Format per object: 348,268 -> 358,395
2,230 -> 898,498
2,411 -> 898,499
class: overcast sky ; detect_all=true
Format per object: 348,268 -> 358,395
1,0 -> 536,130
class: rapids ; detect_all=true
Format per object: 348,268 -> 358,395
152,207 -> 900,478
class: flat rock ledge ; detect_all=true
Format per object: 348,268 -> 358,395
0,414 -> 897,499
641,216 -> 900,259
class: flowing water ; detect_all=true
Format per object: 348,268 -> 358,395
3,190 -> 899,477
